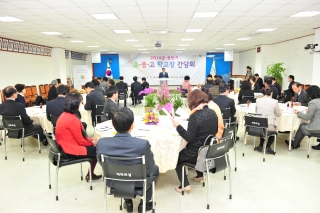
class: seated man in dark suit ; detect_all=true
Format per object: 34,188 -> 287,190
92,79 -> 106,96
292,82 -> 309,106
209,78 -> 221,99
102,86 -> 118,120
116,76 -> 128,91
214,84 -> 237,122
271,77 -> 281,95
141,77 -> 149,90
47,79 -> 58,101
130,76 -> 143,105
254,73 -> 264,89
264,78 -> 279,100
46,84 -> 87,130
0,86 -> 48,145
84,82 -> 105,125
97,107 -> 159,213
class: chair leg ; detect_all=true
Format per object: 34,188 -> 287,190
37,134 -> 41,153
80,163 -> 83,180
307,138 -> 311,158
274,135 -> 277,154
263,137 -> 267,162
21,138 -> 25,162
234,141 -> 237,171
120,198 -> 122,210
253,137 -> 256,148
152,181 -> 155,213
88,163 -> 92,190
143,181 -> 147,213
206,163 -> 210,209
242,134 -> 247,157
104,182 -> 107,213
55,167 -> 59,201
228,160 -> 232,199
181,166 -> 185,196
4,131 -> 7,160
203,173 -> 206,187
48,160 -> 51,189
224,169 -> 226,180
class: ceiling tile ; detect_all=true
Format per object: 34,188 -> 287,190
7,1 -> 48,9
25,8 -> 61,15
81,7 -> 113,13
38,0 -> 78,8
110,6 -> 141,13
70,0 -> 107,7
139,6 -> 167,13
105,0 -> 137,6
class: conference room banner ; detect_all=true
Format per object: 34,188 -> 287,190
72,65 -> 92,90
119,53 -> 206,85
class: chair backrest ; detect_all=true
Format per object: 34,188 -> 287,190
95,105 -> 107,125
44,84 -> 50,93
221,107 -> 231,124
50,114 -> 60,127
96,105 -> 105,116
44,132 -> 61,154
118,89 -> 127,100
2,116 -> 24,138
25,86 -> 33,97
39,85 -> 46,94
31,85 -> 38,96
241,96 -> 256,104
206,135 -> 232,173
244,113 -> 268,137
101,154 -> 147,198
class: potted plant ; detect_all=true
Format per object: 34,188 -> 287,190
266,62 -> 286,87
171,88 -> 184,116
139,88 -> 157,112
156,82 -> 173,115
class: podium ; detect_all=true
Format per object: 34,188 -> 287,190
153,78 -> 175,86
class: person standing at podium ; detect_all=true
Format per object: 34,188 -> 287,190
159,68 -> 169,78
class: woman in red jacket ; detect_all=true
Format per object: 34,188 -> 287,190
55,92 -> 101,181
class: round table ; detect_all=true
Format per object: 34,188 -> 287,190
235,103 -> 307,150
94,116 -> 187,173
26,105 -> 92,133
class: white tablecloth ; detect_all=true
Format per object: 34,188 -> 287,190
94,116 -> 187,173
26,105 -> 92,132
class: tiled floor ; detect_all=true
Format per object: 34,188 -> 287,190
1,104 -> 320,213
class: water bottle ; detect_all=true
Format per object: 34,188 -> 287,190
247,100 -> 250,107
40,102 -> 42,109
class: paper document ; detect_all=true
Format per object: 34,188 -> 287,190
175,107 -> 189,118
161,108 -> 173,118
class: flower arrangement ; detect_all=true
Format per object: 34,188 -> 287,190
156,81 -> 174,113
143,110 -> 159,125
171,88 -> 184,111
139,88 -> 157,108
234,88 -> 241,94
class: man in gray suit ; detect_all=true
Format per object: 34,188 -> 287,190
292,82 -> 309,107
84,82 -> 105,125
102,86 -> 118,120
96,107 -> 159,213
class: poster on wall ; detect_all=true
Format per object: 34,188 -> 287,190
72,65 -> 92,90
118,53 -> 206,85
206,53 -> 232,83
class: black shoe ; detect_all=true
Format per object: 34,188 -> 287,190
124,201 -> 133,213
42,140 -> 48,146
138,201 -> 153,213
236,136 -> 239,141
254,146 -> 262,152
317,138 -> 320,142
292,144 -> 300,149
266,147 -> 275,155
285,140 -> 293,146
312,143 -> 320,150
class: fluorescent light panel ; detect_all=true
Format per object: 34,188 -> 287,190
100,49 -> 109,51
141,52 -> 149,53
236,37 -> 252,40
176,48 -> 185,50
125,39 -> 139,42
178,44 -> 189,46
109,52 -> 117,54
175,51 -> 183,53
224,44 -> 235,46
186,29 -> 203,32
138,49 -> 147,50
256,28 -> 277,32
0,16 -> 23,22
193,12 -> 219,18
133,45 -> 143,47
88,46 -> 99,47
290,11 -> 320,17
70,40 -> 84,43
215,48 -> 224,49
207,50 -> 216,52
113,30 -> 131,33
90,14 -> 118,19
41,32 -> 62,35
181,38 -> 194,41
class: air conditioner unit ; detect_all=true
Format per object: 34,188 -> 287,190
154,41 -> 163,49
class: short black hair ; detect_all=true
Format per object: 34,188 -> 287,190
246,66 -> 252,70
63,92 -> 82,114
142,77 -> 146,81
106,86 -> 118,98
207,74 -> 212,78
219,84 -> 229,93
56,84 -> 70,95
84,82 -> 94,88
133,76 -> 137,81
3,86 -> 17,98
263,88 -> 272,96
162,68 -> 165,70
92,79 -> 100,86
292,82 -> 301,87
265,78 -> 272,86
214,78 -> 222,85
270,76 -> 276,81
112,107 -> 134,133
108,79 -> 115,86
306,85 -> 320,100
15,84 -> 25,93
119,76 -> 124,80
201,87 -> 213,100
56,79 -> 61,84
97,77 -> 102,80
240,80 -> 251,90
254,73 -> 259,77
184,75 -> 190,80
288,75 -> 295,81
103,77 -> 108,81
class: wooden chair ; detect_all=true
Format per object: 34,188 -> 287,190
30,85 -> 38,104
304,84 -> 311,90
44,84 -> 50,93
39,84 -> 48,100
25,86 -> 33,106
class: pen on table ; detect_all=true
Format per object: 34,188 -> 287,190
138,129 -> 150,131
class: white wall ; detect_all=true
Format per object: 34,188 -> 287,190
232,52 -> 240,75
0,51 -> 54,91
239,49 -> 256,75
271,35 -> 314,89
66,55 -> 92,78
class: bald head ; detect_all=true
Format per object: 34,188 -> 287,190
3,86 -> 18,99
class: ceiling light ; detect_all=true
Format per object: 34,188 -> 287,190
41,32 -> 62,35
87,46 -> 99,47
256,28 -> 277,32
0,16 -> 23,22
100,49 -> 109,51
207,50 -> 216,52
113,30 -> 131,34
125,39 -> 139,42
290,11 -> 320,17
224,44 -> 235,46
186,29 -> 203,33
181,38 -> 194,41
138,49 -> 147,50
193,12 -> 219,18
90,14 -> 118,20
70,40 -> 84,43
236,37 -> 252,40
178,44 -> 189,46
108,52 -> 117,54
215,48 -> 224,50
146,30 -> 170,34
175,51 -> 183,53
141,52 -> 149,53
176,48 -> 185,50
133,45 -> 143,47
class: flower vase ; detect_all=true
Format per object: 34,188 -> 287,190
144,107 -> 153,113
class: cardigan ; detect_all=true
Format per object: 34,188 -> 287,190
55,112 -> 93,156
